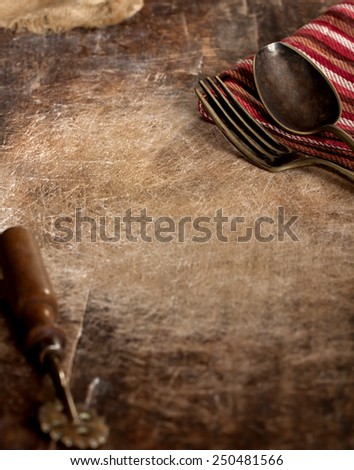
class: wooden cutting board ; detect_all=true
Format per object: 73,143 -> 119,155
0,0 -> 353,450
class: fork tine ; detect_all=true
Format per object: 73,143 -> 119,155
214,76 -> 290,154
198,79 -> 277,161
195,86 -> 281,171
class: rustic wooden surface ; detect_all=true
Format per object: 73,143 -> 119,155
0,0 -> 353,450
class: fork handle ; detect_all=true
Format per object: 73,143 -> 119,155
309,156 -> 354,182
324,124 -> 354,156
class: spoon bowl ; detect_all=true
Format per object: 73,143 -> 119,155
253,42 -> 354,152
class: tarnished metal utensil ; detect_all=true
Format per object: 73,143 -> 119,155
195,77 -> 354,180
0,226 -> 109,449
253,41 -> 354,152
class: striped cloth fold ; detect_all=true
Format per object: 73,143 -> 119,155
198,1 -> 354,171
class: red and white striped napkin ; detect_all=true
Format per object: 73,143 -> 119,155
198,1 -> 354,171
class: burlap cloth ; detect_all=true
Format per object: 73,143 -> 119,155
0,0 -> 144,33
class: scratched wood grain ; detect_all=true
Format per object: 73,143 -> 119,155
0,0 -> 353,450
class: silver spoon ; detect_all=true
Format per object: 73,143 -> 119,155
253,41 -> 354,152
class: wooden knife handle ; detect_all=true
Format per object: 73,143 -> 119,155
0,226 -> 65,362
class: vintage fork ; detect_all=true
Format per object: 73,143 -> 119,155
195,76 -> 354,182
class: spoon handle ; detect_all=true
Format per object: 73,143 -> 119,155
325,124 -> 354,155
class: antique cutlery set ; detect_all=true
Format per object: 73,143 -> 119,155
196,42 -> 354,182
